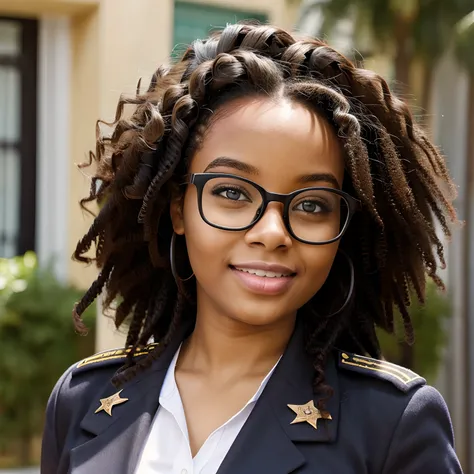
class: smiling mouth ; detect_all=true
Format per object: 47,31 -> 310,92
229,264 -> 297,295
230,266 -> 296,278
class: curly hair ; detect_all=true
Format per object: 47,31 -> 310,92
72,23 -> 457,400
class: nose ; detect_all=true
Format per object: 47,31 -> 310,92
244,203 -> 293,250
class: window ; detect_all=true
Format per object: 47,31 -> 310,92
173,1 -> 267,54
0,18 -> 37,257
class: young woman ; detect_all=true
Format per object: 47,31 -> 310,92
41,23 -> 463,474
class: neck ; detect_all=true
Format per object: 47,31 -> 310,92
177,304 -> 296,378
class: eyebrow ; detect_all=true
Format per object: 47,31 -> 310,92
204,157 -> 259,175
203,156 -> 340,189
297,173 -> 341,189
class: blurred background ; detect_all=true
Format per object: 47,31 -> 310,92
0,0 -> 473,472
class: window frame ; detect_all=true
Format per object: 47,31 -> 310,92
0,16 -> 38,257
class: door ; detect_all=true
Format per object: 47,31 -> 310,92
173,1 -> 267,54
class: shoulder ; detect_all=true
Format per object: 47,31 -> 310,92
334,351 -> 453,423
50,342 -> 160,407
44,343 -> 159,440
333,351 -> 458,472
73,342 -> 159,374
42,343 -> 156,471
336,350 -> 426,393
334,351 -> 453,446
334,350 -> 428,436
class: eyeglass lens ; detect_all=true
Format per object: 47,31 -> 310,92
200,176 -> 349,243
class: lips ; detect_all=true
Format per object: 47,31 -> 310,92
229,262 -> 297,295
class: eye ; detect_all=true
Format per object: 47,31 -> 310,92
212,186 -> 251,201
294,200 -> 329,214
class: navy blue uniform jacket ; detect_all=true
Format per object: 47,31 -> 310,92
41,322 -> 463,473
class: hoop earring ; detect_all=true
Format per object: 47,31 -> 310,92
325,249 -> 355,318
170,232 -> 195,286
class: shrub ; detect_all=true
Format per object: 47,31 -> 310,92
0,252 -> 95,466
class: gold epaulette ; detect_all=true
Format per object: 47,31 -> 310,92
338,351 -> 426,393
74,342 -> 159,372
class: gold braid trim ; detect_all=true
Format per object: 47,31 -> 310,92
76,343 -> 159,368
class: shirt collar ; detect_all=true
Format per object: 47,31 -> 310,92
159,343 -> 181,400
248,354 -> 282,403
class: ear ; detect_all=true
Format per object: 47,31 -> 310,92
170,192 -> 185,236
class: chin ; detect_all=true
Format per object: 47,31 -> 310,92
227,302 -> 296,328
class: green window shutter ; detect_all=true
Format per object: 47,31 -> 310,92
173,1 -> 267,54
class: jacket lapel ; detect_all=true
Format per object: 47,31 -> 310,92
69,319 -> 340,474
69,326 -> 187,474
217,321 -> 340,474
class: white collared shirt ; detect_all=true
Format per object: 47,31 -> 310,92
135,345 -> 280,474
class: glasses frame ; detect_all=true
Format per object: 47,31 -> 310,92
187,172 -> 359,245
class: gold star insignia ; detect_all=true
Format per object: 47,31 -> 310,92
94,390 -> 129,416
287,400 -> 332,430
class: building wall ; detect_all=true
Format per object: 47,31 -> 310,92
0,0 -> 301,350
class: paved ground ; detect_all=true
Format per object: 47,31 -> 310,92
0,469 -> 39,474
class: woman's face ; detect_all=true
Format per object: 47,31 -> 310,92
171,96 -> 345,328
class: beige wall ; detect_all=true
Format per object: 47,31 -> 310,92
70,0 -> 174,349
68,0 -> 174,292
0,0 -> 97,17
0,0 -> 301,351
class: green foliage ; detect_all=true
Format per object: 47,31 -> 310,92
377,281 -> 451,383
0,252 -> 95,464
320,0 -> 474,62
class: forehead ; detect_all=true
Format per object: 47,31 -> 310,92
190,97 -> 345,189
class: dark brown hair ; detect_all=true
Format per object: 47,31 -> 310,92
72,23 -> 457,397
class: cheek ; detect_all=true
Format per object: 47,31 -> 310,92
181,189 -> 231,277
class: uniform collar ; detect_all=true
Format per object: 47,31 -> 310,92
70,317 -> 340,474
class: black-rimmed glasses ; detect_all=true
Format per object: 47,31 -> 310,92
186,173 -> 359,245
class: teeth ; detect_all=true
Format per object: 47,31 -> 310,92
234,267 -> 290,278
